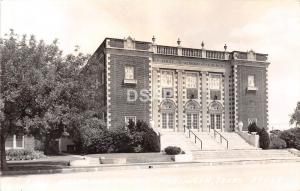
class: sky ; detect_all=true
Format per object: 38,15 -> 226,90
1,0 -> 300,130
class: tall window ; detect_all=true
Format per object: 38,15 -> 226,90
186,73 -> 198,99
248,75 -> 255,87
209,74 -> 221,90
161,71 -> 173,88
186,73 -> 197,88
16,135 -> 24,148
125,66 -> 134,80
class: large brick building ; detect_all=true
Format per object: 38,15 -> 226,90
84,36 -> 269,132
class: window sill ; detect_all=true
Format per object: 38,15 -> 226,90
247,86 -> 258,91
124,79 -> 137,84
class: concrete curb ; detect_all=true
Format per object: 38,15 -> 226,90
2,158 -> 300,176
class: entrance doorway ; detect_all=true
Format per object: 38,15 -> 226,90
185,100 -> 201,131
208,101 -> 223,131
160,100 -> 176,131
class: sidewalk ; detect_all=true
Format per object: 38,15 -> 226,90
2,156 -> 300,176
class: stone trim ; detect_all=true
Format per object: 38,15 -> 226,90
153,63 -> 226,73
106,53 -> 111,129
265,67 -> 269,129
233,64 -> 238,130
149,57 -> 153,125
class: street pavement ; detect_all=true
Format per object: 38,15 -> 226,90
1,162 -> 300,191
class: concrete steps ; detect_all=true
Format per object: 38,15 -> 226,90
160,132 -> 202,152
209,132 -> 257,150
193,132 -> 225,150
192,149 -> 299,161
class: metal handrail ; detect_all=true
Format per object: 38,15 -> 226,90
213,129 -> 229,149
184,126 -> 203,150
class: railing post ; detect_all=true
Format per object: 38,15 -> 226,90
189,130 -> 190,138
194,136 -> 196,143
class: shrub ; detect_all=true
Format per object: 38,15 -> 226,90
248,122 -> 261,134
164,146 -> 182,155
279,128 -> 300,149
258,128 -> 270,149
142,130 -> 160,152
92,129 -> 134,153
76,119 -> 160,154
129,120 -> 160,152
269,134 -> 287,149
76,117 -> 107,153
6,149 -> 45,161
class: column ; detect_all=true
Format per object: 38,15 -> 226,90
177,70 -> 184,131
201,71 -> 208,131
152,68 -> 159,129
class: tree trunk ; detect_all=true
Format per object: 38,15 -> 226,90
0,133 -> 8,171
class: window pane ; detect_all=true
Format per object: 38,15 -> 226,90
248,75 -> 255,87
168,113 -> 174,129
186,74 -> 197,89
187,114 -> 191,129
209,75 -> 221,90
162,113 -> 167,129
125,66 -> 134,79
16,135 -> 23,148
161,71 -> 173,88
192,114 -> 198,129
216,115 -> 221,129
210,114 -> 215,129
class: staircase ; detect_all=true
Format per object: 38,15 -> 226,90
192,149 -> 299,161
193,132 -> 225,150
220,132 -> 257,150
160,132 -> 201,152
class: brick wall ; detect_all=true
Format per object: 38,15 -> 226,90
237,65 -> 268,130
108,54 -> 150,129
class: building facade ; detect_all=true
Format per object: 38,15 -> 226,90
84,37 -> 269,132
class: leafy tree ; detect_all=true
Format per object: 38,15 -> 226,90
290,102 -> 300,127
0,30 -> 92,170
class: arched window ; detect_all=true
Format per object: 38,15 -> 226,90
185,101 -> 201,130
208,101 -> 223,130
160,100 -> 175,130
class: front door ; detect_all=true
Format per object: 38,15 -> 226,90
210,114 -> 221,130
162,113 -> 174,130
187,113 -> 198,130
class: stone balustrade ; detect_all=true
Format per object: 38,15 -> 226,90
157,45 -> 178,55
107,38 -> 268,62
